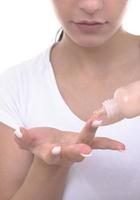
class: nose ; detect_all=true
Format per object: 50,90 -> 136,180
79,0 -> 104,15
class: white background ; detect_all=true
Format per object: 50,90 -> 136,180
0,0 -> 140,73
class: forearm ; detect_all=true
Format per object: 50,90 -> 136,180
11,156 -> 70,200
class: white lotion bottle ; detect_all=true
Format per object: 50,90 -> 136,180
93,80 -> 140,125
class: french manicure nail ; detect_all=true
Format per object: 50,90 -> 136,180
119,149 -> 125,152
119,148 -> 126,152
80,152 -> 93,158
14,128 -> 23,138
52,146 -> 61,155
118,144 -> 126,152
92,120 -> 102,127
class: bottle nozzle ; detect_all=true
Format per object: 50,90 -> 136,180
93,107 -> 106,117
102,99 -> 119,118
89,99 -> 120,124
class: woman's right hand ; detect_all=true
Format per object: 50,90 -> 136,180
14,119 -> 125,168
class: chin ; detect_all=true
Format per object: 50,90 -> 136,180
64,27 -> 119,49
66,23 -> 121,48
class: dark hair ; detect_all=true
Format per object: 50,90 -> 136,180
55,27 -> 64,42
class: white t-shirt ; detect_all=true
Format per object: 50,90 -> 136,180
0,43 -> 140,200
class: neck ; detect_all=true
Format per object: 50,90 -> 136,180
56,28 -> 139,74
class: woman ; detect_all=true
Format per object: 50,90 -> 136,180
0,0 -> 140,199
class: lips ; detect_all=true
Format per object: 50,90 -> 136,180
75,20 -> 106,25
73,20 -> 107,32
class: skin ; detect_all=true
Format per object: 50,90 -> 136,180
0,1 -> 140,200
15,121 -> 124,167
51,0 -> 140,121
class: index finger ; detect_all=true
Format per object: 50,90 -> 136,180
78,118 -> 102,145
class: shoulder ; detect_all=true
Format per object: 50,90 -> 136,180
0,44 -> 53,84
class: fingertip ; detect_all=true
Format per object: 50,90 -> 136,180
51,146 -> 61,156
20,127 -> 28,133
91,120 -> 102,128
14,127 -> 31,140
118,143 -> 126,152
85,118 -> 102,130
83,119 -> 95,131
14,127 -> 23,138
80,151 -> 93,158
78,143 -> 92,155
45,145 -> 62,165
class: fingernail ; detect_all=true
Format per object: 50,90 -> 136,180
119,149 -> 125,152
118,144 -> 126,152
51,146 -> 61,155
92,120 -> 102,127
118,148 -> 126,152
80,151 -> 93,158
14,128 -> 23,138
